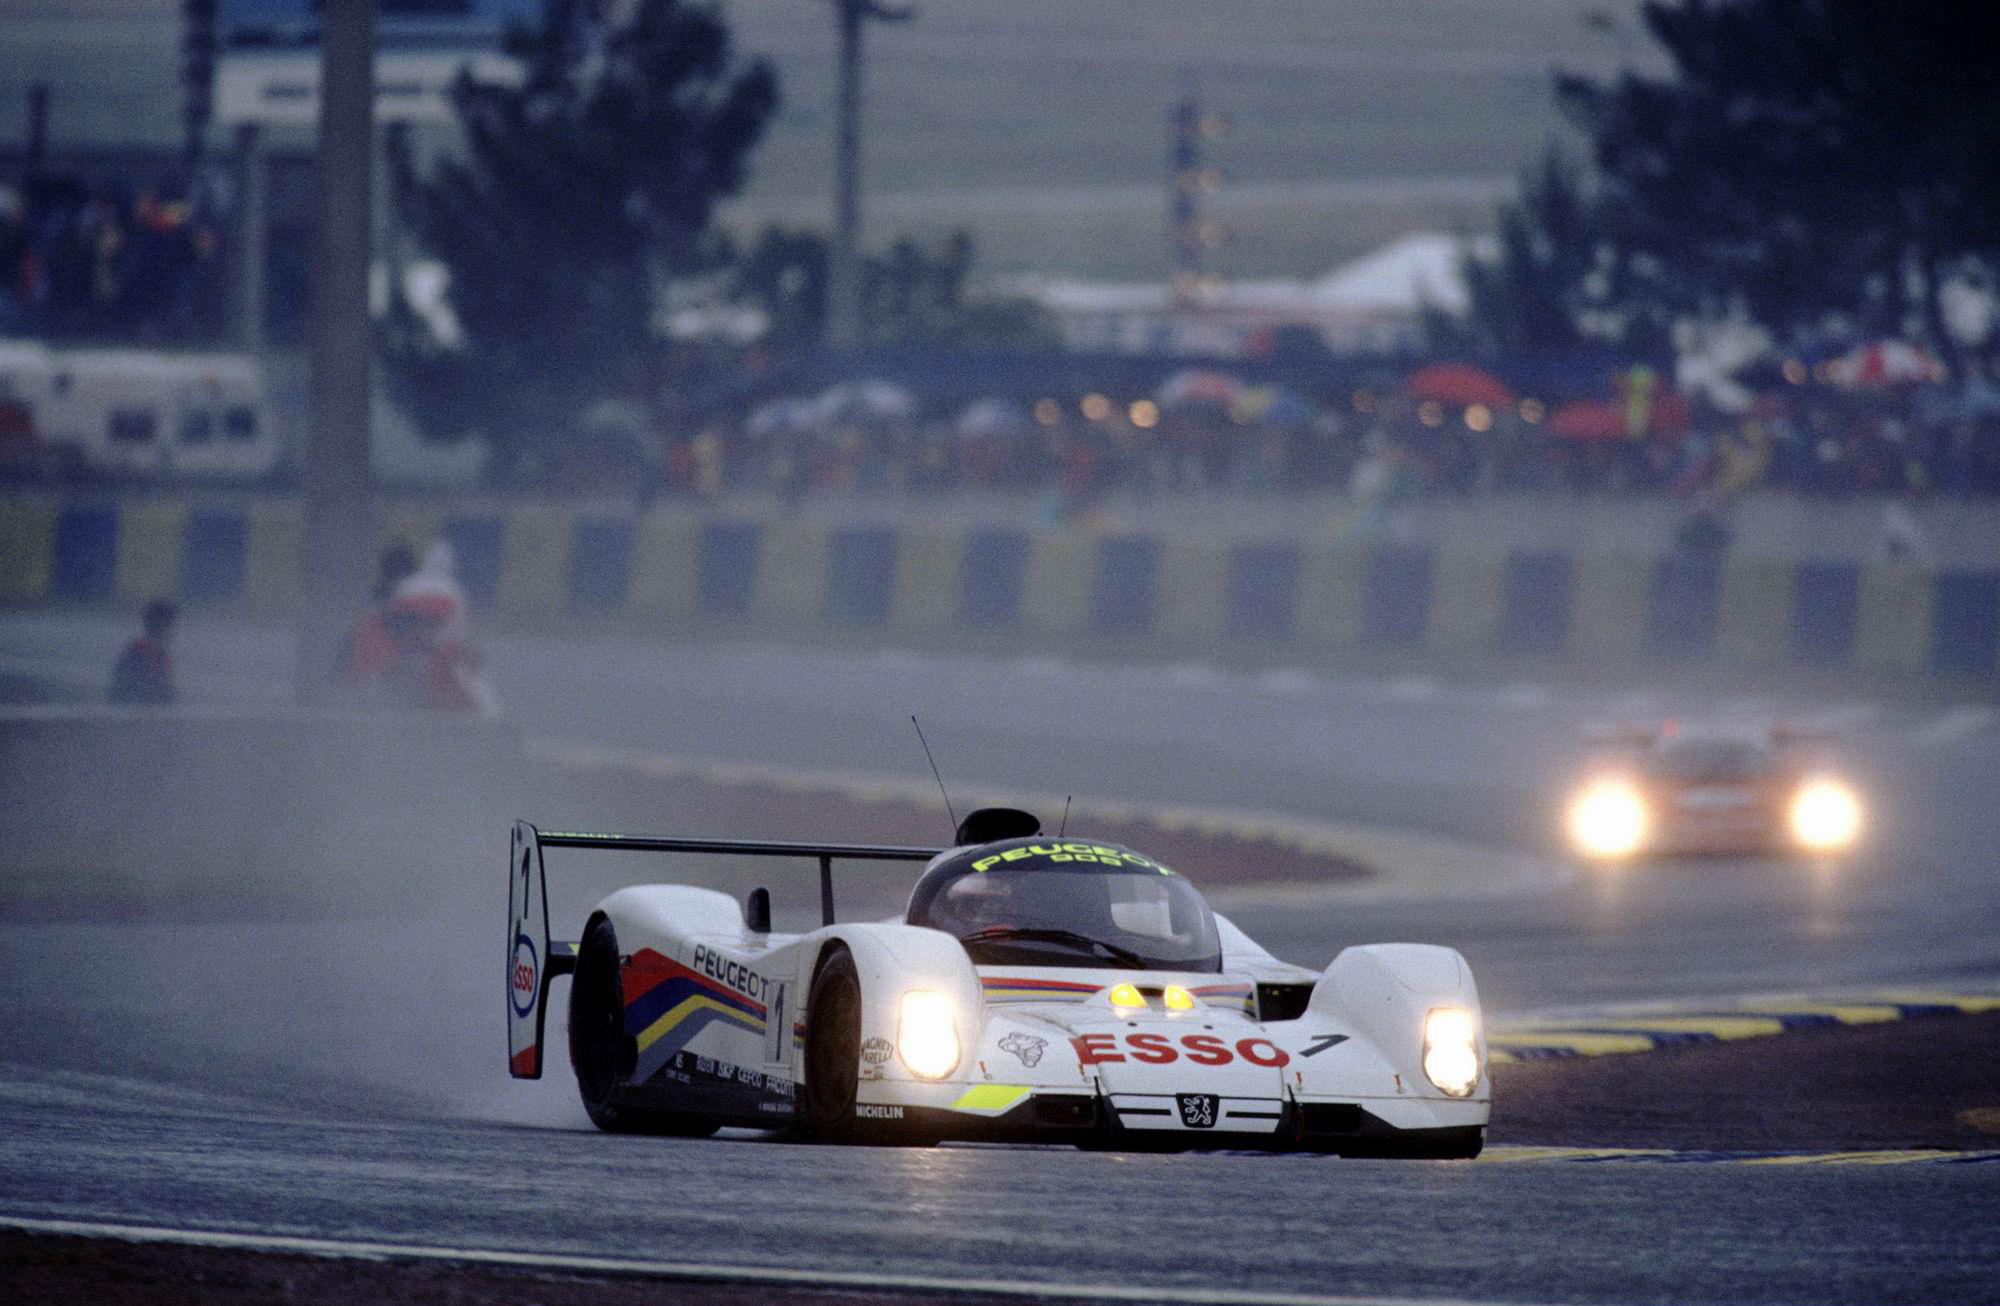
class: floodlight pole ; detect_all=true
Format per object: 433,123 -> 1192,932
298,0 -> 376,702
824,0 -> 911,350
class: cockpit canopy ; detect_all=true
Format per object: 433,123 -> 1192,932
906,836 -> 1223,972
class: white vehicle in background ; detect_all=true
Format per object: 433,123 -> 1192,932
0,343 -> 281,480
508,806 -> 1490,1158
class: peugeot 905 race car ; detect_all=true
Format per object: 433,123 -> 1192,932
1565,722 -> 1863,860
508,806 -> 1488,1157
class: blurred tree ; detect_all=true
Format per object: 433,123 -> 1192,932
381,0 -> 778,480
1432,148 -> 1626,357
1556,0 -> 2000,358
730,225 -> 1057,348
731,226 -> 827,348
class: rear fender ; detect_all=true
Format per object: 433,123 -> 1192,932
598,883 -> 750,950
1214,911 -> 1279,966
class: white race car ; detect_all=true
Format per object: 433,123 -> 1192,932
507,807 -> 1489,1157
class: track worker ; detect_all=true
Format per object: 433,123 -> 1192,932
109,599 -> 177,705
387,540 -> 499,715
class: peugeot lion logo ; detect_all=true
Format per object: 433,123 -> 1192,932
1177,1094 -> 1219,1128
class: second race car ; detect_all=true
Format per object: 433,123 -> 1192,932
1565,722 -> 1863,860
508,806 -> 1488,1157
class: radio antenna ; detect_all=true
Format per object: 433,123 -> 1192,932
911,715 -> 957,833
1059,795 -> 1072,837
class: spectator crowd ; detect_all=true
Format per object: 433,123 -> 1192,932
3,160 -> 1994,509
0,172 -> 228,342
645,379 -> 2000,512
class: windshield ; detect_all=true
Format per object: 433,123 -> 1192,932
908,849 -> 1222,973
1645,739 -> 1776,782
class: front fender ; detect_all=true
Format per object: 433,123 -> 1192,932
1310,943 -> 1487,1100
821,922 -> 982,1084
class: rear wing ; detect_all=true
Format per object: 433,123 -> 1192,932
506,819 -> 940,1080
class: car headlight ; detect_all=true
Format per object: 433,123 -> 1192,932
1422,1006 -> 1480,1098
1789,779 -> 1861,851
1568,780 -> 1648,858
897,989 -> 960,1079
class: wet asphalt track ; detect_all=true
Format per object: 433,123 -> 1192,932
2,613 -> 1998,1303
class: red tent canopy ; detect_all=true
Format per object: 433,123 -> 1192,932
1406,362 -> 1515,408
1548,399 -> 1628,441
1645,386 -> 1690,435
1157,368 -> 1245,408
1826,340 -> 1940,388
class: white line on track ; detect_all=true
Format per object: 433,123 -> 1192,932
1384,675 -> 1438,703
1492,683 -> 1553,710
1164,661 -> 1227,688
0,1214 -> 1552,1306
1911,705 -> 1997,747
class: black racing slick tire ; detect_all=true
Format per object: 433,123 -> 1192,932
1332,1126 -> 1486,1160
803,947 -> 864,1141
568,917 -> 716,1138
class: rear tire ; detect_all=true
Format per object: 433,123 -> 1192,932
803,948 -> 864,1141
568,917 -> 716,1137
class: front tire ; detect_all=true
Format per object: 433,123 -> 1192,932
1333,1125 -> 1485,1160
803,947 -> 864,1141
568,917 -> 716,1137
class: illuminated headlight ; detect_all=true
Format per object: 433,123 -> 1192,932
897,990 -> 960,1079
1108,982 -> 1146,1010
1789,780 -> 1861,851
1422,1007 -> 1480,1099
1568,780 -> 1649,858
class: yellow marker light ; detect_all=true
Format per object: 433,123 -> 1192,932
1789,780 -> 1862,851
1108,983 -> 1146,1010
1162,984 -> 1197,1011
1422,1006 -> 1480,1098
1568,779 -> 1648,859
897,990 -> 959,1079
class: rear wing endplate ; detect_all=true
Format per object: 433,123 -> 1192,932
507,821 -> 940,1081
508,821 -> 576,1079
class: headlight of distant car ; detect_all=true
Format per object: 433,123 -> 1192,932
1568,780 -> 1649,858
897,990 -> 960,1079
1422,1006 -> 1480,1098
1789,779 -> 1862,851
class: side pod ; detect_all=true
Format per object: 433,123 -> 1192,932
508,820 -> 577,1079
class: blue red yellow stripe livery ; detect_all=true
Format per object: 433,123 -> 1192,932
1190,982 -> 1256,1014
980,975 -> 1104,1004
622,948 -> 767,1081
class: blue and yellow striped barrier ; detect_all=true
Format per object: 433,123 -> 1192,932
1488,985 -> 2000,1063
3,496 -> 1995,676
